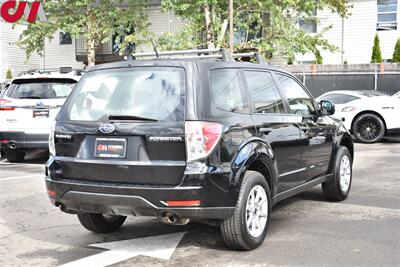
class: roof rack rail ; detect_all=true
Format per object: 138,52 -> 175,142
18,68 -> 85,77
131,48 -> 233,61
130,48 -> 266,64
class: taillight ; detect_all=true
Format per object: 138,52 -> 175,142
49,120 -> 56,156
0,98 -> 15,111
185,121 -> 222,162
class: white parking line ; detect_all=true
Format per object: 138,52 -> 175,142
0,175 -> 42,182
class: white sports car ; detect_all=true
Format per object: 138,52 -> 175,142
317,90 -> 400,143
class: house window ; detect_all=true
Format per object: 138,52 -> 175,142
377,0 -> 397,30
59,32 -> 72,45
299,9 -> 317,33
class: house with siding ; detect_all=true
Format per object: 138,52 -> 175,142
0,1 -> 182,82
0,22 -> 41,83
296,0 -> 400,64
1,0 -> 399,83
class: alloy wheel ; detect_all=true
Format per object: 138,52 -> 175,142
355,116 -> 383,142
339,155 -> 351,192
245,185 -> 268,238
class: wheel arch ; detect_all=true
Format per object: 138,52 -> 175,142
247,160 -> 273,196
232,138 -> 278,198
339,133 -> 354,160
351,110 -> 387,134
329,132 -> 354,174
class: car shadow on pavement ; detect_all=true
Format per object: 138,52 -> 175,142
0,150 -> 48,164
382,137 -> 400,143
10,188 -> 333,266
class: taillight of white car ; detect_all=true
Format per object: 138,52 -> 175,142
49,120 -> 56,156
0,98 -> 15,111
185,121 -> 222,162
342,106 -> 358,112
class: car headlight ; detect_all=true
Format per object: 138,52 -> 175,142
341,106 -> 357,112
49,120 -> 56,156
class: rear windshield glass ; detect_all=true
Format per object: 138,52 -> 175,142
66,67 -> 185,122
7,79 -> 76,99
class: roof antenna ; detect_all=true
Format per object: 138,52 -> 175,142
150,38 -> 159,59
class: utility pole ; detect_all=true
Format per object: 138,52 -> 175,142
229,0 -> 234,54
341,16 -> 344,64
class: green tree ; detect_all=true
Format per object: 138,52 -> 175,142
18,0 -> 149,67
314,50 -> 323,64
6,68 -> 13,80
392,38 -> 400,63
155,0 -> 350,59
371,34 -> 383,63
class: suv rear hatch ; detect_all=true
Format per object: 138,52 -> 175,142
0,78 -> 77,132
54,67 -> 187,186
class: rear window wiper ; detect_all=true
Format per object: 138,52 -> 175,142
108,114 -> 159,122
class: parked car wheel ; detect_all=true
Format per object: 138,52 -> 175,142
4,148 -> 26,163
220,171 -> 271,251
77,213 -> 127,233
322,146 -> 352,201
352,113 -> 385,143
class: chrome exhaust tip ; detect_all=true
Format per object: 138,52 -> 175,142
8,142 -> 17,150
159,212 -> 190,225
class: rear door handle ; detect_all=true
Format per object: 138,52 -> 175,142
260,127 -> 273,134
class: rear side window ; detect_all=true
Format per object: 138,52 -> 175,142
321,94 -> 360,104
210,69 -> 248,113
7,79 -> 76,99
66,67 -> 185,122
244,71 -> 285,114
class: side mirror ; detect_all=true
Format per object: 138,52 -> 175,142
320,100 -> 335,115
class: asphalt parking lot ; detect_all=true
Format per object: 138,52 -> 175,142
1,141 -> 400,267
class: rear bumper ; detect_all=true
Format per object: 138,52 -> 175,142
45,157 -> 237,220
0,131 -> 48,150
46,187 -> 234,220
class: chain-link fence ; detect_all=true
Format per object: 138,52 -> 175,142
294,72 -> 400,97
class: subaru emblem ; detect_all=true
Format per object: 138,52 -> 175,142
99,124 -> 115,134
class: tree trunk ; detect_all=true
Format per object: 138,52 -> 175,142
87,39 -> 96,67
204,4 -> 214,49
217,19 -> 228,47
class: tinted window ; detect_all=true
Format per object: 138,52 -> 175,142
322,94 -> 360,104
244,71 -> 285,114
67,67 -> 185,122
276,74 -> 316,116
7,79 -> 76,99
210,69 -> 248,113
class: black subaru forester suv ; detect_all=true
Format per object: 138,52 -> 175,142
46,49 -> 354,251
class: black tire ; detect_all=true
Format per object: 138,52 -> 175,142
352,113 -> 385,143
77,213 -> 127,233
322,146 -> 352,201
5,148 -> 26,163
220,171 -> 271,251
